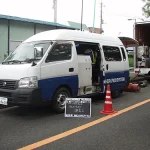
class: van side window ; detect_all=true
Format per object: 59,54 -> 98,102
120,47 -> 126,61
103,46 -> 122,61
45,43 -> 72,62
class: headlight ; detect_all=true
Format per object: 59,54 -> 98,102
18,76 -> 38,88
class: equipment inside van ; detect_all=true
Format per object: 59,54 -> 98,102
0,29 -> 130,113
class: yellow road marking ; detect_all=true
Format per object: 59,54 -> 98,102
18,99 -> 150,150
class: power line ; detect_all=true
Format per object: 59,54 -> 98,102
100,6 -> 143,18
103,11 -> 142,18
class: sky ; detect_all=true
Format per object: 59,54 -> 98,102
0,0 -> 145,38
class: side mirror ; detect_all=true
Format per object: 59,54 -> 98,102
34,47 -> 43,58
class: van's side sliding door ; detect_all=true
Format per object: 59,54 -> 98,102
101,45 -> 127,92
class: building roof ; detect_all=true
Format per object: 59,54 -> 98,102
24,29 -> 123,46
67,21 -> 88,30
0,14 -> 77,29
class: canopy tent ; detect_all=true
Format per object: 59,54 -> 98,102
118,37 -> 139,48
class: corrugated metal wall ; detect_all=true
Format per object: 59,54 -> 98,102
9,20 -> 34,53
36,24 -> 56,34
0,19 -> 58,62
0,19 -> 8,62
10,20 -> 34,41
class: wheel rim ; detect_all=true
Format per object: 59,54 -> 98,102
56,92 -> 68,109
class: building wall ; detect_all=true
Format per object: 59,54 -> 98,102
9,20 -> 34,53
9,22 -> 57,53
36,24 -> 56,34
0,19 -> 8,62
10,20 -> 34,41
0,19 -> 71,62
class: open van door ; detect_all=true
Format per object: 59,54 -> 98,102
101,45 -> 128,97
120,46 -> 130,87
98,44 -> 106,93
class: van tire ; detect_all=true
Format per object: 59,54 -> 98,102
52,87 -> 71,113
120,90 -> 123,93
111,90 -> 121,99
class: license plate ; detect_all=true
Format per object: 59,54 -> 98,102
0,97 -> 8,105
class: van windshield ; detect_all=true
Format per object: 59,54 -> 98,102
4,41 -> 51,63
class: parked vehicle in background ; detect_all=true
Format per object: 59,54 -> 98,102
134,22 -> 150,77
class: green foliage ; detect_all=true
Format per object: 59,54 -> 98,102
128,54 -> 134,67
142,0 -> 150,17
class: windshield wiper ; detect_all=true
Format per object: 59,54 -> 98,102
2,58 -> 40,65
2,60 -> 25,64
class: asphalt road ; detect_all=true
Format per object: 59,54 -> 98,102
0,86 -> 150,150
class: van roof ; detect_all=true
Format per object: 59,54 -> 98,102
23,29 -> 123,45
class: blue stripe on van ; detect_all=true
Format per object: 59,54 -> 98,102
104,70 -> 129,91
38,70 -> 129,100
38,75 -> 78,100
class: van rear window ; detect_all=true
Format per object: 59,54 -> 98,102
102,46 -> 122,61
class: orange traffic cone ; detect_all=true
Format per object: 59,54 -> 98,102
100,84 -> 118,115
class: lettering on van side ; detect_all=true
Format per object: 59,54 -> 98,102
104,77 -> 125,84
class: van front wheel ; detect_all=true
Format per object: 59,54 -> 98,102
52,87 -> 71,113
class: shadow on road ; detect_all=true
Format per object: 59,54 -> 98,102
0,105 -> 57,119
0,93 -> 126,119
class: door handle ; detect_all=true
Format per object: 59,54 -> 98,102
106,64 -> 108,70
69,68 -> 74,72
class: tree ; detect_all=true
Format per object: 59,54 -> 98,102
142,0 -> 150,17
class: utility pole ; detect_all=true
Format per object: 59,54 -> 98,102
53,0 -> 57,23
81,0 -> 84,31
100,0 -> 103,34
92,0 -> 96,33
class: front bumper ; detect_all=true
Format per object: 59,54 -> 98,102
0,88 -> 43,106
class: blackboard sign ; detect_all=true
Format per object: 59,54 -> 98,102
65,98 -> 91,118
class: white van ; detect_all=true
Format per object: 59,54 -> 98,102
0,29 -> 129,113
